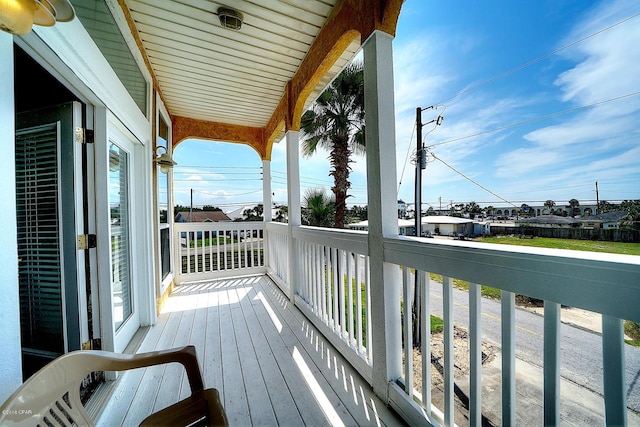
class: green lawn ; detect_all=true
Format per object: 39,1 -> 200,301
478,236 -> 640,256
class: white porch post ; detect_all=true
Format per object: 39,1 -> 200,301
0,34 -> 23,401
286,131 -> 301,301
262,159 -> 272,222
363,30 -> 401,398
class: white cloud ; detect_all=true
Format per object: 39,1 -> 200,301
493,0 -> 640,182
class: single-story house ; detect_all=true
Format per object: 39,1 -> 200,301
580,211 -> 628,230
175,210 -> 231,223
516,215 -> 580,228
348,216 -> 474,237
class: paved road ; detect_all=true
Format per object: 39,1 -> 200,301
427,279 -> 640,414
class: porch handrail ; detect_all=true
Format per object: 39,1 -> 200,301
173,221 -> 266,283
382,235 -> 640,426
384,235 -> 640,320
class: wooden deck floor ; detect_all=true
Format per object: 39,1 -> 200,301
96,275 -> 405,426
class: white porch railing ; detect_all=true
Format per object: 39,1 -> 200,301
174,222 -> 640,426
173,221 -> 265,283
265,222 -> 289,292
292,226 -> 373,380
384,236 -> 640,427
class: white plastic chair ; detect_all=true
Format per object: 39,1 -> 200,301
0,345 -> 227,426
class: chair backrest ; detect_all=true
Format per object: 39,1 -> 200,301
0,346 -> 204,427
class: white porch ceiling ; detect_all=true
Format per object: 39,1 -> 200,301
125,0 -> 360,128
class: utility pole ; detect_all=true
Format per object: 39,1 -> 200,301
190,188 -> 193,220
415,107 -> 424,237
413,105 -> 444,348
595,181 -> 599,214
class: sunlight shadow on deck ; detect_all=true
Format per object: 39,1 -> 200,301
261,278 -> 386,426
292,346 -> 347,427
162,277 -> 263,312
103,275 -> 402,426
253,291 -> 282,333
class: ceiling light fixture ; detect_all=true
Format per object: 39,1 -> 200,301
0,0 -> 74,35
217,6 -> 242,30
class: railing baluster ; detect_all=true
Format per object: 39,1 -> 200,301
216,229 -> 220,271
420,270 -> 431,418
544,301 -> 560,426
339,250 -> 346,336
469,283 -> 482,427
501,290 -> 516,427
313,243 -> 319,310
403,267 -> 413,397
366,256 -> 372,362
443,276 -> 454,427
244,228 -> 248,268
347,251 -> 354,346
316,245 -> 328,324
186,231 -> 192,274
223,231 -> 228,270
325,246 -> 331,324
208,230 -> 213,273
333,247 -> 339,330
355,254 -> 363,353
602,315 -> 627,427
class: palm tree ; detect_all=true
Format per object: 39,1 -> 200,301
274,205 -> 288,223
544,199 -> 556,214
569,198 -> 580,217
300,62 -> 365,229
485,205 -> 494,218
302,188 -> 335,227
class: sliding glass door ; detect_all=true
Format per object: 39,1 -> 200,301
109,143 -> 132,330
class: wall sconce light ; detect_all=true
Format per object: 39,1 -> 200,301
0,0 -> 75,35
154,146 -> 177,173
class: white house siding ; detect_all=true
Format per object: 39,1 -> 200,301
0,10 -> 157,400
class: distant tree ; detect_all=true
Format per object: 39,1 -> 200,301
568,199 -> 580,217
274,205 -> 288,223
302,188 -> 335,227
485,205 -> 495,218
520,203 -> 532,217
202,205 -> 222,211
347,205 -> 367,223
598,200 -> 616,214
242,204 -> 263,221
544,200 -> 556,213
465,201 -> 482,214
451,203 -> 464,217
175,204 -> 202,214
620,200 -> 640,229
426,206 -> 436,216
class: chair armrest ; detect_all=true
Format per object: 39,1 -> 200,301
87,345 -> 205,392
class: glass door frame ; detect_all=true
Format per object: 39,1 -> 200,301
95,109 -> 155,353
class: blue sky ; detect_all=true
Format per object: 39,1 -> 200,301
173,0 -> 640,213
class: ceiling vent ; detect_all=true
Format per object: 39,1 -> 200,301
218,7 -> 242,30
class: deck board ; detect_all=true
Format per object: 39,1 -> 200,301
97,275 -> 405,426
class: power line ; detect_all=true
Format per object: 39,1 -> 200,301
398,121 -> 417,195
429,91 -> 640,148
435,12 -> 640,106
174,171 -> 262,176
174,178 -> 263,182
174,165 -> 261,170
190,188 -> 263,197
431,152 -> 518,208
